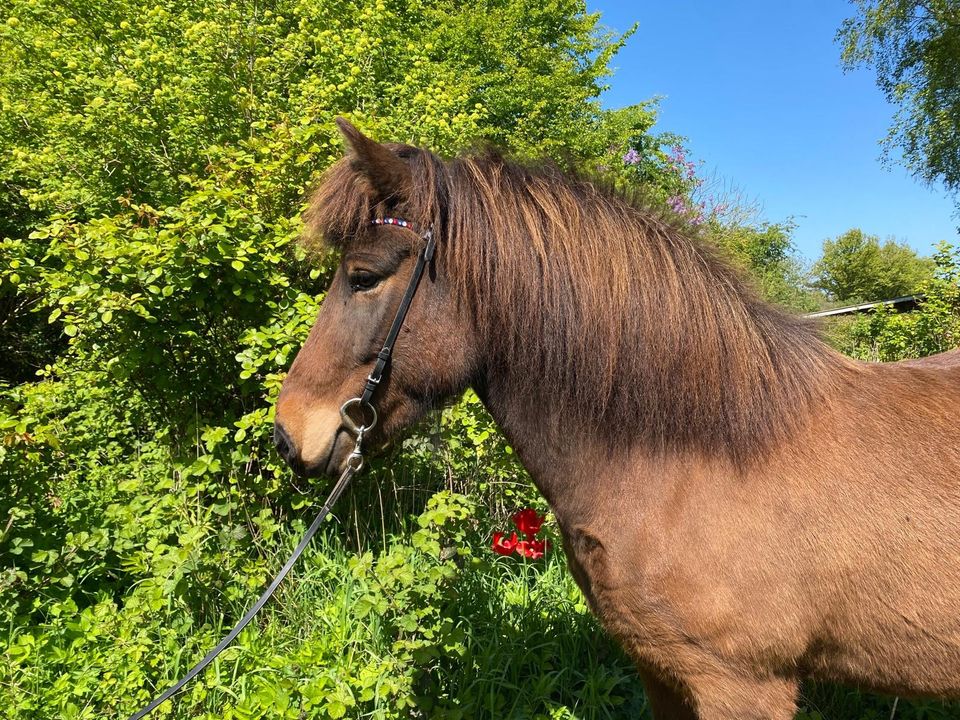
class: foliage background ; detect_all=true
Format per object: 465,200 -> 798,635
811,228 -> 935,304
839,0 -> 960,205
0,0 -> 958,718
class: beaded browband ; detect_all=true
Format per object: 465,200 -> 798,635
371,216 -> 418,230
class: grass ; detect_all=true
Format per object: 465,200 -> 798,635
135,500 -> 960,720
24,464 -> 954,720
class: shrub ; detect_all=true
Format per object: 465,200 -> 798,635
827,242 -> 960,361
0,0 -> 678,716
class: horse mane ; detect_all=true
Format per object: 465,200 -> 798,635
306,144 -> 854,463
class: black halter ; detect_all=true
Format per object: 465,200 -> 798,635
128,216 -> 434,719
340,217 -> 436,435
364,218 -> 436,411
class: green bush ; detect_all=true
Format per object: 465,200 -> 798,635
0,0 -> 679,717
826,242 -> 960,361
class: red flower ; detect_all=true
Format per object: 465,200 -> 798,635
512,508 -> 545,539
516,538 -> 547,559
492,531 -> 518,555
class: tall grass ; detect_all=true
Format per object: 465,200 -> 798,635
126,476 -> 960,720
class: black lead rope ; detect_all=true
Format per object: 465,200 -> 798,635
128,461 -> 359,720
128,219 -> 433,719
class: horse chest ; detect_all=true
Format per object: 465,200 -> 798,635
557,506 -> 812,680
559,522 -> 692,661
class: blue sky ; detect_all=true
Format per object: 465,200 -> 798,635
587,0 -> 959,262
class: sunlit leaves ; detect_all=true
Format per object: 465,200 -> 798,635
839,1 -> 960,200
0,0 -> 677,716
828,241 -> 960,359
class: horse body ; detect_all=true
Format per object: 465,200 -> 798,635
481,327 -> 960,717
275,119 -> 960,718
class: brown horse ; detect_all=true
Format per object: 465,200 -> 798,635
275,119 -> 960,719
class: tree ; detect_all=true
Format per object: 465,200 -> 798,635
838,1 -> 960,202
710,220 -> 823,311
810,228 -> 934,302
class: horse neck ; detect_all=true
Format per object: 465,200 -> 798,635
465,217 -> 852,494
474,331 -> 847,525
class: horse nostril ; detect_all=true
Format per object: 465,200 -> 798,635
273,422 -> 297,464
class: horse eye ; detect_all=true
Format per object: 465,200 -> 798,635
349,270 -> 381,292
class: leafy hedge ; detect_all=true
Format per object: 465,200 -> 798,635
827,242 -> 960,361
0,0 -> 681,717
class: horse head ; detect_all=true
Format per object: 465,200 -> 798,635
273,119 -> 477,477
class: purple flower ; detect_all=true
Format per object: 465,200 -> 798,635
622,148 -> 641,165
667,195 -> 687,213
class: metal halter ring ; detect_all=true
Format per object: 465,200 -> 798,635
339,397 -> 378,436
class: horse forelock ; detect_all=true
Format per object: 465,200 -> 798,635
305,145 -> 852,462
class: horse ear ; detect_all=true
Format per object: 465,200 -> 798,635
335,117 -> 412,203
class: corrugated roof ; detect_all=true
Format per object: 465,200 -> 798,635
805,295 -> 920,319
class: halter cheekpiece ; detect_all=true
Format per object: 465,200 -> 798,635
354,215 -> 436,409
